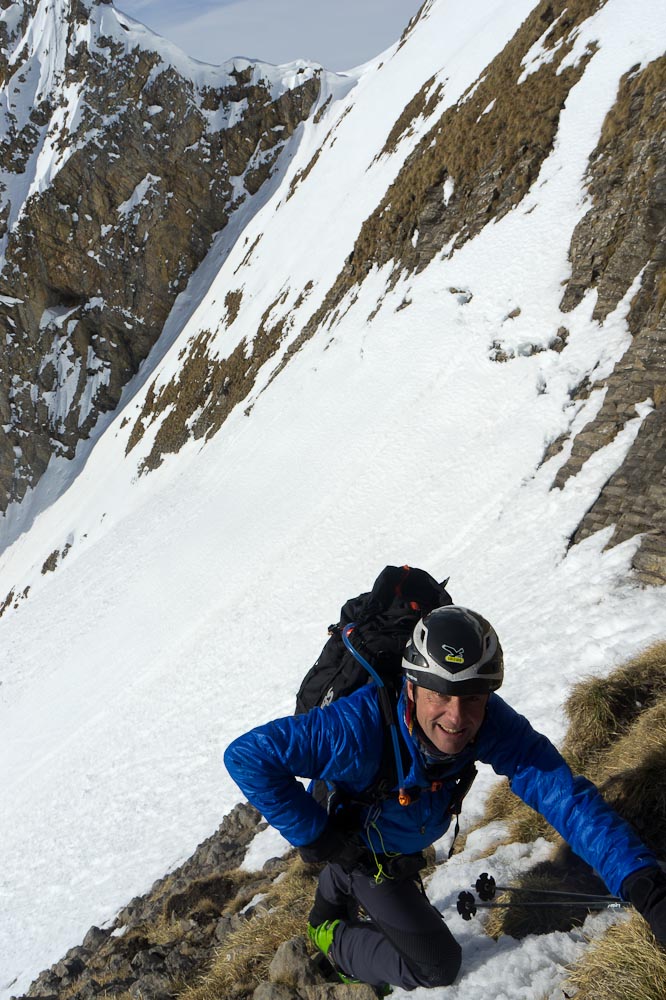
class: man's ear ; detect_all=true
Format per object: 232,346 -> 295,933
406,679 -> 416,702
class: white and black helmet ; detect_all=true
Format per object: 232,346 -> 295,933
402,606 -> 503,695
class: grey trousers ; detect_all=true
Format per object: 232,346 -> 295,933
319,862 -> 462,990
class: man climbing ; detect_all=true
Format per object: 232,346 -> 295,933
224,604 -> 666,992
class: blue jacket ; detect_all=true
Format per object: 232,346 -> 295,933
224,684 -> 656,896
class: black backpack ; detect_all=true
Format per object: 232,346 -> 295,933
295,564 -> 452,716
295,565 -> 472,810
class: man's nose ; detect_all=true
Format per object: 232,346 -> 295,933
446,697 -> 465,726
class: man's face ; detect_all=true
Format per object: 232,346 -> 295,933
407,680 -> 488,754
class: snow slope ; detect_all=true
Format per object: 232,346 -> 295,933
1,0 -> 666,996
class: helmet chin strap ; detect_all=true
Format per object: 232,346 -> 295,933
405,686 -> 416,735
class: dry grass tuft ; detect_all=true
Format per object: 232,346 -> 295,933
376,76 -> 444,159
126,285 -> 295,471
480,779 -> 559,847
181,857 -> 318,1000
162,872 -> 253,922
564,912 -> 666,1000
223,289 -> 243,328
61,974 -> 137,1000
562,641 -> 666,769
589,700 -> 666,854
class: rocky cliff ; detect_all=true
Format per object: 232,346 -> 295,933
0,0 -> 324,510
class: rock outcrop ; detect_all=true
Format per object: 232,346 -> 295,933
0,0 -> 321,510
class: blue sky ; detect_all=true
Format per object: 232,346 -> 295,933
115,0 -> 424,71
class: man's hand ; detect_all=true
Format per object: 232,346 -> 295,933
623,866 -> 666,944
298,824 -> 366,872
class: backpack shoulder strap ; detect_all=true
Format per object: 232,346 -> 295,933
365,688 -> 412,802
445,760 -> 478,858
341,624 -> 413,803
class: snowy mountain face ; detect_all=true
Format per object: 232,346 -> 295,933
0,0 -> 333,513
1,0 -> 666,997
122,0 -> 666,584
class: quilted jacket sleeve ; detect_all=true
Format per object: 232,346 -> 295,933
477,695 -> 657,897
224,687 -> 384,847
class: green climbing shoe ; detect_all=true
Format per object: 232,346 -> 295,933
307,919 -> 360,985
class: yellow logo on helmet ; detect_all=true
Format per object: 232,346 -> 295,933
442,644 -> 465,664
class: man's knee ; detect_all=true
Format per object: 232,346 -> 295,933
408,938 -> 462,988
